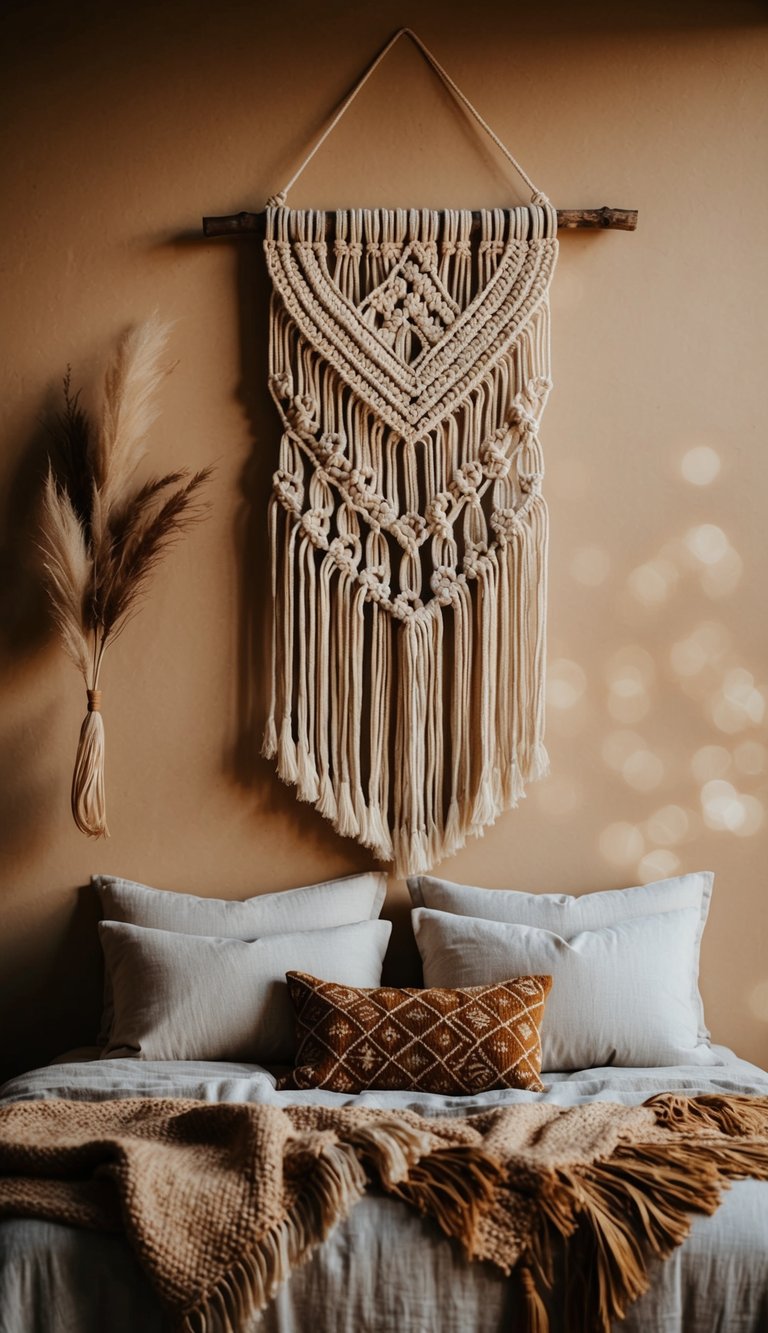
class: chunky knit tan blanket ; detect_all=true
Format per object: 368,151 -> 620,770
1,1094 -> 768,1333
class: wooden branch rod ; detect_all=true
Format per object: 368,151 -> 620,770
203,206 -> 638,238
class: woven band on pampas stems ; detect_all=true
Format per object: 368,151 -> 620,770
41,315 -> 212,838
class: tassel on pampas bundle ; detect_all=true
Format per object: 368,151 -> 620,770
40,316 -> 211,837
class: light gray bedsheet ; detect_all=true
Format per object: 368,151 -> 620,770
1,1047 -> 767,1332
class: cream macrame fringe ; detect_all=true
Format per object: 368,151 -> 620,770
263,206 -> 558,875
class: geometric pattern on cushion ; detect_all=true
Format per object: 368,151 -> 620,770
284,971 -> 552,1094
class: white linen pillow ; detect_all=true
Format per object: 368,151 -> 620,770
408,871 -> 713,1041
94,871 -> 387,1042
99,917 -> 392,1064
95,871 -> 387,934
412,906 -> 721,1071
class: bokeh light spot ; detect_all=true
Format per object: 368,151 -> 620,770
732,795 -> 765,839
700,779 -> 754,832
627,558 -> 678,606
547,659 -> 588,710
685,524 -> 730,565
700,778 -> 740,829
622,749 -> 665,792
710,671 -> 765,734
599,822 -> 645,867
645,805 -> 690,846
723,669 -> 765,721
606,647 -> 655,723
670,621 -> 731,678
691,745 -> 732,783
637,849 -> 681,882
601,730 -> 647,773
681,446 -> 721,486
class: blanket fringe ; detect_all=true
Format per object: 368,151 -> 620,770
646,1091 -> 768,1138
345,1116 -> 437,1188
182,1138 -> 369,1333
182,1115 -> 464,1333
522,1112 -> 768,1333
390,1144 -> 505,1245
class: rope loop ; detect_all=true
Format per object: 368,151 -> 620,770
266,28 -> 548,207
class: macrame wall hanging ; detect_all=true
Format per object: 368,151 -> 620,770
257,31 -> 558,878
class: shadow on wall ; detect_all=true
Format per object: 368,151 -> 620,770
0,418 -> 54,670
0,883 -> 102,1085
0,707 -> 60,870
0,413 -> 63,867
226,238 -> 378,870
231,240 -> 274,789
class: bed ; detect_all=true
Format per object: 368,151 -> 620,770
1,869 -> 767,1332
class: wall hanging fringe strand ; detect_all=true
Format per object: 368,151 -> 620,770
263,205 -> 558,875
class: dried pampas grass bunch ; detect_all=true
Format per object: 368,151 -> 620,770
40,315 -> 212,837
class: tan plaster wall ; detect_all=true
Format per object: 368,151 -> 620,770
1,1 -> 766,1079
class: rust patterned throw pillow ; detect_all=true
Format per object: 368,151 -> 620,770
284,971 -> 552,1094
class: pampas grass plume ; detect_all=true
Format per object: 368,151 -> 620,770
40,316 -> 211,837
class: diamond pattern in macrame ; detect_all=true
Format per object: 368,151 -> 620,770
285,972 -> 552,1094
360,244 -> 460,357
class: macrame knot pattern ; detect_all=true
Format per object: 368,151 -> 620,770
462,545 -> 488,578
300,510 -> 330,544
392,590 -> 424,621
329,534 -> 361,575
449,460 -> 483,501
480,433 -> 513,480
270,372 -> 294,400
263,206 -> 558,874
424,492 -> 453,541
274,469 -> 304,515
287,395 -> 319,434
388,513 -> 423,553
359,566 -> 392,603
315,432 -> 346,463
431,566 -> 463,607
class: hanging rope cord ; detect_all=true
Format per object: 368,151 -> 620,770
266,27 -> 548,208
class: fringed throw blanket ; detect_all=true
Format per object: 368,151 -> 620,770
263,205 -> 558,875
2,1095 -> 768,1333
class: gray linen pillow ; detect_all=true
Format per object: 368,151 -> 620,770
408,871 -> 713,1042
412,906 -> 721,1072
94,871 -> 387,1042
99,917 -> 392,1064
